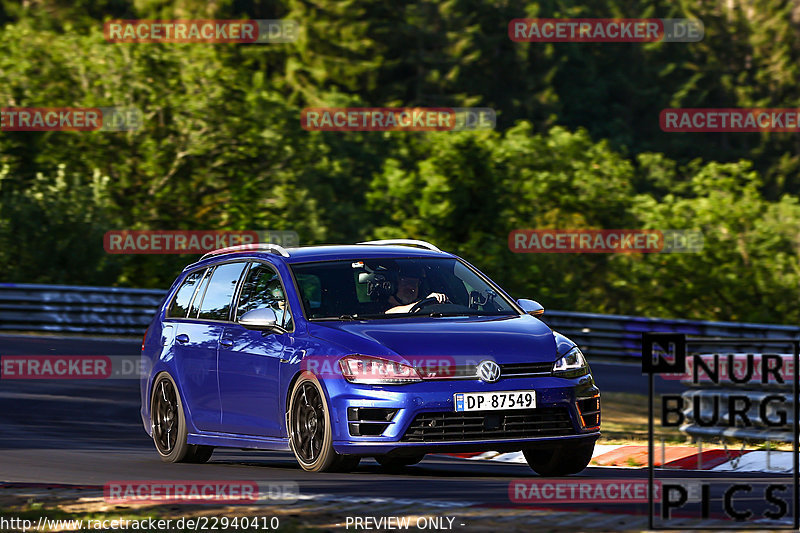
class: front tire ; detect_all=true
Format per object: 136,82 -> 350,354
288,372 -> 360,472
151,372 -> 213,464
523,439 -> 595,476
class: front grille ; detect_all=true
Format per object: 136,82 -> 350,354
414,361 -> 553,380
401,407 -> 574,442
500,362 -> 553,376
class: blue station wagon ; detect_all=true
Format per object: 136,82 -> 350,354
140,240 -> 600,474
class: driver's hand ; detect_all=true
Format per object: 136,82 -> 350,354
427,292 -> 448,303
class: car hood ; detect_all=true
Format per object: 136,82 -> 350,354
307,314 -> 560,364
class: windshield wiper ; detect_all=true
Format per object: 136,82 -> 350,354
311,313 -> 411,321
312,314 -> 359,321
429,311 -> 516,317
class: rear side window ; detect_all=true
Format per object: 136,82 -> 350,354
196,262 -> 247,321
188,268 -> 213,318
166,270 -> 203,318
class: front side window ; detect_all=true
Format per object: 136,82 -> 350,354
236,263 -> 293,330
196,262 -> 247,321
166,270 -> 204,318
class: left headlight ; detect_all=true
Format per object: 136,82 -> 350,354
553,346 -> 589,377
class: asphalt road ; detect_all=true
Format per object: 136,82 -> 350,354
0,334 -> 789,529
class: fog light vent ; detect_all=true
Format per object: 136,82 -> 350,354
347,407 -> 398,436
577,396 -> 601,429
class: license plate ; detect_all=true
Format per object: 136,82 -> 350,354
454,390 -> 536,412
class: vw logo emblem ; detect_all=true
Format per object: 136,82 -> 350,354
476,360 -> 501,383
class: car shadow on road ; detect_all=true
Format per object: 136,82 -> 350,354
207,453 -> 533,479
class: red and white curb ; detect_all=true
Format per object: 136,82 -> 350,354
444,445 -> 793,473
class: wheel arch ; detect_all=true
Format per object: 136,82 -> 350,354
149,369 -> 199,436
284,369 -> 334,437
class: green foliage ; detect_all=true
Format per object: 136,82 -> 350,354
0,164 -> 119,284
616,160 -> 800,322
0,1 -> 799,325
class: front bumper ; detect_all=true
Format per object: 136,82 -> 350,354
324,373 -> 600,456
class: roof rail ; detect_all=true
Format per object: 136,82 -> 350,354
357,239 -> 443,253
200,243 -> 290,260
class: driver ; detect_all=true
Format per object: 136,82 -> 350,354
385,273 -> 447,314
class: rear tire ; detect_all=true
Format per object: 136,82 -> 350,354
151,372 -> 214,464
288,372 -> 360,472
523,439 -> 595,476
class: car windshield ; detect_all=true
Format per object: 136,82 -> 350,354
290,257 -> 518,320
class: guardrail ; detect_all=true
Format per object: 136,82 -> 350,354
0,283 -> 165,335
2,283 -> 799,356
681,387 -> 795,443
543,311 -> 800,359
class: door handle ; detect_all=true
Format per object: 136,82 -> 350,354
220,339 -> 234,348
175,333 -> 189,344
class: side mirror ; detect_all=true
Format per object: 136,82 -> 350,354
517,299 -> 544,317
239,308 -> 281,331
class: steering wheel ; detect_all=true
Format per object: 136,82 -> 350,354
409,296 -> 440,314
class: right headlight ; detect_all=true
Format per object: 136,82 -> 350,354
553,346 -> 589,378
339,354 -> 422,384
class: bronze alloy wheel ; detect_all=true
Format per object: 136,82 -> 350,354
291,381 -> 325,463
288,373 -> 360,472
152,377 -> 179,455
150,373 -> 213,463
